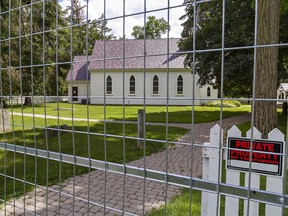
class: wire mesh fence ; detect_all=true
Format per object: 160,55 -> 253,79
0,0 -> 287,215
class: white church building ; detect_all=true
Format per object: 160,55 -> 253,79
66,39 -> 217,105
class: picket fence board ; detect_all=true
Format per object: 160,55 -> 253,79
201,124 -> 223,216
244,128 -> 261,216
225,125 -> 241,216
266,128 -> 284,216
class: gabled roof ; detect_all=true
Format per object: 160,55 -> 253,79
278,83 -> 288,91
66,39 -> 185,81
66,56 -> 90,81
88,38 -> 184,70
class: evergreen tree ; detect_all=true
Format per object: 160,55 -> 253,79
63,0 -> 114,56
0,1 -> 70,104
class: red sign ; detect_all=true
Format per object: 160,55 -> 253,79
227,137 -> 284,176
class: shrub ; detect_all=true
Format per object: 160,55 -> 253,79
206,100 -> 241,107
224,100 -> 241,107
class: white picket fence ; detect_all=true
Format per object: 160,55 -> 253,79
201,124 -> 285,216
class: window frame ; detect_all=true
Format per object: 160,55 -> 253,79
177,75 -> 184,95
129,75 -> 136,95
72,86 -> 78,101
106,75 -> 112,95
153,75 -> 159,95
207,87 -> 211,97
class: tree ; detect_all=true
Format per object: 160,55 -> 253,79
179,0 -> 256,97
0,1 -> 70,105
131,16 -> 170,39
179,0 -> 287,135
0,0 -> 115,105
63,0 -> 114,56
254,0 -> 280,135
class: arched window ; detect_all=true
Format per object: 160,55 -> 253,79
130,75 -> 135,94
153,75 -> 159,94
177,75 -> 183,94
207,87 -> 211,97
107,75 -> 112,94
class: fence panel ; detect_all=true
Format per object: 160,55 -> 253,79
0,0 -> 287,215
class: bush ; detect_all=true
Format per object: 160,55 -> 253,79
225,100 -> 241,107
206,100 -> 241,107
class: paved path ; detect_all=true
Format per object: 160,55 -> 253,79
11,113 -> 102,122
1,114 -> 251,215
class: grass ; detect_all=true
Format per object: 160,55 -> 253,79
148,189 -> 202,216
9,103 -> 251,124
0,115 -> 188,203
237,112 -> 287,135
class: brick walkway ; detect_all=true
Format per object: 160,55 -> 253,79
1,114 -> 251,215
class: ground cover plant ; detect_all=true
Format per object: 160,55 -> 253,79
0,115 -> 188,203
206,100 -> 242,107
10,103 -> 251,124
148,188 -> 202,216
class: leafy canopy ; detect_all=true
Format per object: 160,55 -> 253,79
132,16 -> 170,39
179,0 -> 288,97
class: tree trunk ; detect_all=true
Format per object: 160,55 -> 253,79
24,97 -> 32,106
255,0 -> 280,137
283,102 -> 287,116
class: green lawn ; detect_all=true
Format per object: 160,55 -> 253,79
0,116 -> 188,202
9,103 -> 251,124
149,189 -> 202,216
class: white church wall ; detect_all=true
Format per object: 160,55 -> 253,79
67,81 -> 90,104
89,70 -> 212,105
199,85 -> 218,105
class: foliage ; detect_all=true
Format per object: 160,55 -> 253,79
206,100 -> 241,107
63,0 -> 114,56
0,1 -> 70,102
0,0 -> 115,104
131,16 -> 170,39
179,0 -> 288,97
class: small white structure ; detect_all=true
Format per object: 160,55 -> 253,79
277,83 -> 288,104
66,39 -> 217,105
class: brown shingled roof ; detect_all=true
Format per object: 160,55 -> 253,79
66,56 -> 90,81
88,38 -> 184,70
66,39 -> 185,81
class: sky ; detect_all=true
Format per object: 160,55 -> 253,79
58,0 -> 186,39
